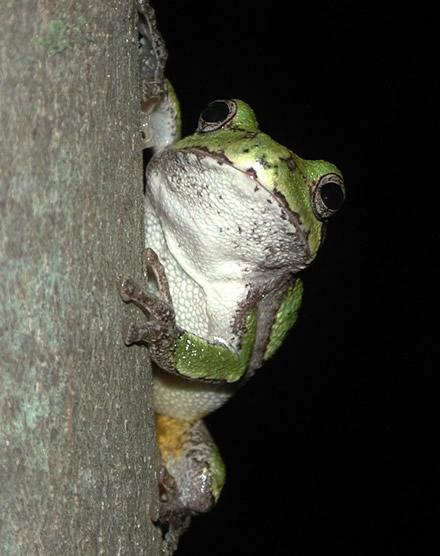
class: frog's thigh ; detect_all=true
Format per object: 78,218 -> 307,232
156,414 -> 225,516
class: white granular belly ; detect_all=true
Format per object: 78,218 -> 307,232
153,366 -> 239,421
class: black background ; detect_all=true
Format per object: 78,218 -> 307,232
150,2 -> 434,554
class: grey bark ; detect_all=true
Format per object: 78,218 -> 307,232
0,1 -> 162,553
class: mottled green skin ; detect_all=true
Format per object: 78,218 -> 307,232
168,281 -> 305,384
209,441 -> 226,502
169,280 -> 305,383
135,96 -> 344,524
165,80 -> 182,136
157,100 -> 342,383
175,100 -> 343,255
265,279 -> 304,360
173,311 -> 258,382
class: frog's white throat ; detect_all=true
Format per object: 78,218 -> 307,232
147,149 -> 311,278
145,148 -> 311,348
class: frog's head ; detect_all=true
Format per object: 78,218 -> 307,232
148,99 -> 344,279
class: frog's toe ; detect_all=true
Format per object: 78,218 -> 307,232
121,321 -> 137,345
122,321 -> 157,345
118,275 -> 138,302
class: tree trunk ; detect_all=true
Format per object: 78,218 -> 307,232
0,1 -> 162,553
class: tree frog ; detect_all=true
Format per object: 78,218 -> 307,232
121,0 -> 345,533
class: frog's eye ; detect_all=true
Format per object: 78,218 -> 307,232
197,100 -> 237,133
311,173 -> 345,220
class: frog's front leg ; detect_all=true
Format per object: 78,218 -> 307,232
118,248 -> 177,373
120,248 -> 255,383
119,248 -> 226,520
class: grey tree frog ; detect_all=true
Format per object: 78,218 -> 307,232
121,0 -> 345,533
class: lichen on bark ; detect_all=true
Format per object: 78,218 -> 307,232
0,1 -> 163,553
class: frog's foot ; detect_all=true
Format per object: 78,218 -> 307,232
118,268 -> 180,373
119,274 -> 170,314
121,321 -> 162,346
155,414 -> 225,520
118,273 -> 175,340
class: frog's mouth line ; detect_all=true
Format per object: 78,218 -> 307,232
182,146 -> 313,268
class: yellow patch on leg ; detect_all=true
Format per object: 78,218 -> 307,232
155,414 -> 193,461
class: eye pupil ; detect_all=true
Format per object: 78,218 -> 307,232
201,100 -> 231,123
197,99 -> 237,133
311,173 -> 345,220
320,181 -> 345,210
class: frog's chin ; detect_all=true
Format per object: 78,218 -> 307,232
148,147 -> 313,278
185,147 -> 314,269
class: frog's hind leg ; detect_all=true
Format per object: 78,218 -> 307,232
155,414 -> 225,519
